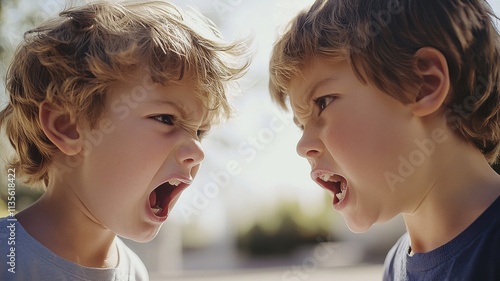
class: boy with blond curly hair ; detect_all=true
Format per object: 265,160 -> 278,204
0,1 -> 248,280
269,0 -> 500,279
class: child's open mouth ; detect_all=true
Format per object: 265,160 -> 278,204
148,179 -> 187,218
314,172 -> 349,206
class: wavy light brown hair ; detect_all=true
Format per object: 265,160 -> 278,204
0,0 -> 249,186
269,0 -> 500,164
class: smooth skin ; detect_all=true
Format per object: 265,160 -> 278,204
289,48 -> 500,253
17,72 -> 209,268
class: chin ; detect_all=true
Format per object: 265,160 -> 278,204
119,226 -> 162,243
343,216 -> 374,233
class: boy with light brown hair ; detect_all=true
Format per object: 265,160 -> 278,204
0,1 -> 248,280
269,0 -> 500,279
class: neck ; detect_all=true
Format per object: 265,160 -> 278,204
402,143 -> 500,253
16,180 -> 119,268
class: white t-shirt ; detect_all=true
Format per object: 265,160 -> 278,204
0,217 -> 149,281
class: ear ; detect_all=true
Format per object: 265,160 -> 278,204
409,47 -> 450,117
39,102 -> 83,156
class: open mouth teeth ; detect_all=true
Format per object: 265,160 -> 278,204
167,179 -> 181,186
318,173 -> 348,204
336,180 -> 347,202
151,206 -> 163,216
149,181 -> 178,217
319,173 -> 332,182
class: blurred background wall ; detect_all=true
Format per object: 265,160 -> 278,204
1,0 -> 499,279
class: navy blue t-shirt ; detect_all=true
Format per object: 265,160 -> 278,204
384,196 -> 500,281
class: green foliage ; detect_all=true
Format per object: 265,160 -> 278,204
236,195 -> 337,257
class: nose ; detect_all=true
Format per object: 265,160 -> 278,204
296,129 -> 323,159
175,138 -> 205,168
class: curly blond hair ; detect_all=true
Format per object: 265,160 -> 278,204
0,0 -> 249,186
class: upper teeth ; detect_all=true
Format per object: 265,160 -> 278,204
319,173 -> 334,182
168,179 -> 181,186
319,173 -> 347,202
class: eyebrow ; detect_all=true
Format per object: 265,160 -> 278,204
148,99 -> 188,119
304,77 -> 338,101
292,76 -> 338,130
148,99 -> 211,129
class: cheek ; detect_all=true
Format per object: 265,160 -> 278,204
323,106 -> 413,184
81,129 -> 159,193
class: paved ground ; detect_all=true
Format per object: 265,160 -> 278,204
150,264 -> 384,281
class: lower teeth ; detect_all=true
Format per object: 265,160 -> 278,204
152,206 -> 163,215
336,192 -> 345,201
336,180 -> 348,202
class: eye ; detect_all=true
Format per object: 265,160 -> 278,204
293,116 -> 304,131
196,125 -> 211,140
152,114 -> 175,125
196,130 -> 206,139
314,95 -> 337,113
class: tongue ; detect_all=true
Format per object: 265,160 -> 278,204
149,190 -> 157,208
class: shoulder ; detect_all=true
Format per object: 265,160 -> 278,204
115,238 -> 149,281
0,217 -> 48,280
0,217 -> 26,257
475,196 -> 500,242
439,197 -> 500,279
474,196 -> 500,252
385,232 -> 409,262
383,233 -> 409,281
0,216 -> 13,226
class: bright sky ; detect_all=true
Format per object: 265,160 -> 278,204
168,0 -> 500,243
1,0 -> 500,245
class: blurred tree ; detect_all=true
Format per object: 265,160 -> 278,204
236,195 -> 336,257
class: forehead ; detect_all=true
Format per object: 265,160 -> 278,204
107,71 -> 208,117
